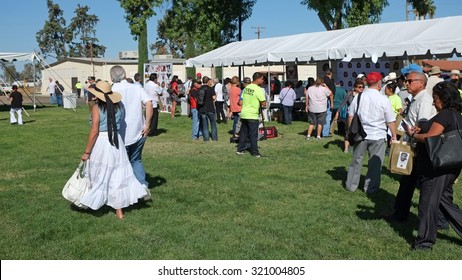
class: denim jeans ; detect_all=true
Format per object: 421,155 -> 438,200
56,94 -> 63,106
282,105 -> 293,124
50,93 -> 57,104
232,112 -> 240,135
238,119 -> 260,156
322,101 -> 332,136
191,108 -> 202,139
125,136 -> 148,186
200,112 -> 218,141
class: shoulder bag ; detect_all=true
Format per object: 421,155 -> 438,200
425,111 -> 462,170
347,93 -> 367,145
62,161 -> 91,209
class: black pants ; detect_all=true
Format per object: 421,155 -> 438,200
215,101 -> 226,123
394,168 -> 449,228
414,171 -> 462,248
148,106 -> 159,136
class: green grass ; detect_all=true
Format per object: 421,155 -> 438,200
1,104 -> 462,259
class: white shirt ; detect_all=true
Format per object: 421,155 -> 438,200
215,83 -> 224,102
112,80 -> 152,146
406,89 -> 437,126
48,80 -> 56,94
349,87 -> 396,140
144,80 -> 162,108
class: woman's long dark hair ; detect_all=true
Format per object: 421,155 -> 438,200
97,98 -> 121,149
433,82 -> 462,112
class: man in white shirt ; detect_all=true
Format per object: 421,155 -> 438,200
346,72 -> 397,194
214,78 -> 227,123
47,77 -> 56,104
391,70 -> 437,222
144,73 -> 163,136
110,65 -> 153,200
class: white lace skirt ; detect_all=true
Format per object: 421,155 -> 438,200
80,132 -> 148,210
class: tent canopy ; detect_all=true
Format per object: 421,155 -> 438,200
0,52 -> 39,62
186,16 -> 462,67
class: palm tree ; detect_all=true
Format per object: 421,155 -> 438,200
409,0 -> 436,19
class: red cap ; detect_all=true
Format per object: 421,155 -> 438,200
196,72 -> 202,78
367,72 -> 382,85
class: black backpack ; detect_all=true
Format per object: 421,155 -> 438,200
196,87 -> 206,106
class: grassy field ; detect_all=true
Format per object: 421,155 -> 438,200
1,104 -> 461,260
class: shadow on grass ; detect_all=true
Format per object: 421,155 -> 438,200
146,174 -> 167,189
323,139 -> 344,151
356,188 -> 418,245
151,128 -> 168,137
69,200 -> 153,218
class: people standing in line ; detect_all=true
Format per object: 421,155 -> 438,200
54,80 -> 64,106
214,78 -> 227,124
198,76 -> 218,141
329,83 -> 348,135
86,76 -> 97,111
144,73 -> 163,136
345,72 -> 397,194
409,82 -> 462,250
110,65 -> 153,200
9,85 -> 23,125
322,69 -> 336,137
389,70 -> 437,222
305,77 -> 333,140
79,81 -> 149,220
384,81 -> 403,116
75,81 -> 83,98
47,77 -> 56,104
270,75 -> 281,100
279,81 -> 297,125
426,66 -> 444,94
169,75 -> 179,119
335,80 -> 365,153
134,73 -> 143,87
236,72 -> 267,158
189,78 -> 203,140
229,76 -> 242,138
294,80 -> 305,100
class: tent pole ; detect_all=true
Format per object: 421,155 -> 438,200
33,55 -> 36,111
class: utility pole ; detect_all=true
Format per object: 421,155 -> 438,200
252,26 -> 266,39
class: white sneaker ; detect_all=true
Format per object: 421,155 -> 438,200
141,185 -> 152,202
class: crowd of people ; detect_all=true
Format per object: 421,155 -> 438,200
43,63 -> 462,247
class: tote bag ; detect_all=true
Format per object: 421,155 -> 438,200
389,138 -> 414,175
62,161 -> 90,209
425,111 -> 462,170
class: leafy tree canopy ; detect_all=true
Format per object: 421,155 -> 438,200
300,0 -> 389,30
153,0 -> 256,59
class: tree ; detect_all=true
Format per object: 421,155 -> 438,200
300,0 -> 389,30
409,0 -> 436,19
36,0 -> 68,59
119,0 -> 163,75
153,0 -> 256,59
1,63 -> 18,84
67,4 -> 106,57
36,1 -> 106,60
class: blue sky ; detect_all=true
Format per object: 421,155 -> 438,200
1,0 -> 461,61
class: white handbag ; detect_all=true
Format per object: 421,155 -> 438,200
62,161 -> 91,209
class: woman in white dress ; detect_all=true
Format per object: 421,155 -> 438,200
80,81 -> 149,220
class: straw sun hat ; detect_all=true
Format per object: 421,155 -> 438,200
87,81 -> 121,103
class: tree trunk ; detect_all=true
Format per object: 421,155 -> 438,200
138,20 -> 148,76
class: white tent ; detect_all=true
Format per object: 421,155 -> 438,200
1,51 -> 44,110
0,52 -> 39,62
186,16 -> 462,67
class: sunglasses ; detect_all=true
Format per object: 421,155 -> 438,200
356,86 -> 364,88
404,79 -> 422,84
